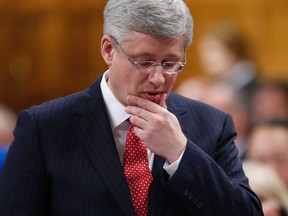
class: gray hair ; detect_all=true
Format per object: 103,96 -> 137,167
103,0 -> 193,49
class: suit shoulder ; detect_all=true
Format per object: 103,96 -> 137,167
24,89 -> 88,120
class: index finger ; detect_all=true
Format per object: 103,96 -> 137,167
126,95 -> 165,113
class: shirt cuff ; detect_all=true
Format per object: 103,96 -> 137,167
163,148 -> 185,177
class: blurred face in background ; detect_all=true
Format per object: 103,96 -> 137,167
249,86 -> 288,123
197,36 -> 237,77
247,125 -> 288,187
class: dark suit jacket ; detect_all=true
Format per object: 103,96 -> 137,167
0,76 -> 263,216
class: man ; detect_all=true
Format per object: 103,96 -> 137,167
246,119 -> 288,189
0,0 -> 263,215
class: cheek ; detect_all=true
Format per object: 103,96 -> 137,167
165,75 -> 178,93
107,65 -> 132,102
108,67 -> 149,102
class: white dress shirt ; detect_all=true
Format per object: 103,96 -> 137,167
100,71 -> 183,177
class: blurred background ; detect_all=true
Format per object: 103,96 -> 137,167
1,1 -> 288,213
0,0 -> 287,113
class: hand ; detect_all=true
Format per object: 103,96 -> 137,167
125,94 -> 187,164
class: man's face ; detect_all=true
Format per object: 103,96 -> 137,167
247,126 -> 288,187
102,31 -> 186,106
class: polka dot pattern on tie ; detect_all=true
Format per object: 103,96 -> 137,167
124,125 -> 153,216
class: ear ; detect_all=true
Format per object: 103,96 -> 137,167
101,35 -> 114,66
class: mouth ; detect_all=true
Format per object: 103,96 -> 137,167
141,91 -> 163,104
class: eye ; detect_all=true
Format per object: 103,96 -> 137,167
163,62 -> 178,69
136,61 -> 154,68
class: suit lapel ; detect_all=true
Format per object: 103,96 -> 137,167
72,77 -> 135,216
167,93 -> 189,135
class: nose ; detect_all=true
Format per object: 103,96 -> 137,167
147,66 -> 166,86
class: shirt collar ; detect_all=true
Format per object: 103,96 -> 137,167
100,70 -> 130,129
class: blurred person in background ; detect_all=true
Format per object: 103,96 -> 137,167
197,22 -> 258,96
246,119 -> 288,189
0,105 -> 17,172
243,160 -> 288,216
177,22 -> 259,159
175,76 -> 209,102
248,80 -> 288,124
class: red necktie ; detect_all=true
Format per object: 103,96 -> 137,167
124,125 -> 153,216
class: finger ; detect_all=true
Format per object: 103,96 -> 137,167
126,95 -> 159,113
129,114 -> 148,129
158,93 -> 167,109
132,126 -> 144,141
125,105 -> 152,123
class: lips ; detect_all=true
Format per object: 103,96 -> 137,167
142,92 -> 163,104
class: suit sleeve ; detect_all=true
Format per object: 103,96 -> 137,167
165,114 -> 263,216
0,110 -> 50,216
